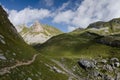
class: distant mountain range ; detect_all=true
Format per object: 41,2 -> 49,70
16,21 -> 62,44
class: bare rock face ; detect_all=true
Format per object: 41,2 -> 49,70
32,21 -> 44,32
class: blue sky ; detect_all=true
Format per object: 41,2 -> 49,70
0,0 -> 82,32
1,0 -> 71,10
1,0 -> 120,32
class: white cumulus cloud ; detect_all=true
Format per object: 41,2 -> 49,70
53,10 -> 74,24
53,0 -> 120,30
8,7 -> 51,26
5,0 -> 120,32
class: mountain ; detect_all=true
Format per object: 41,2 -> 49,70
87,18 -> 120,35
0,6 -> 79,80
17,21 -> 62,44
33,18 -> 120,79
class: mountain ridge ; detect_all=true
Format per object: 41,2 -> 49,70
87,18 -> 120,35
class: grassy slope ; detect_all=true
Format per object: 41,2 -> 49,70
34,18 -> 120,59
30,15 -> 120,80
0,55 -> 69,80
33,28 -> 120,80
0,6 -> 70,80
34,31 -> 120,58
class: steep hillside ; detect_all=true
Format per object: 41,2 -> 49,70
17,21 -> 62,44
0,6 -> 78,80
0,5 -> 36,67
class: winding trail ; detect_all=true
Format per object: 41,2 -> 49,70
0,54 -> 39,75
51,59 -> 82,80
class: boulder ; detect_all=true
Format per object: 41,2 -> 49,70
110,58 -> 119,69
106,64 -> 113,72
115,73 -> 120,80
78,59 -> 96,70
114,62 -> 120,67
101,59 -> 107,63
110,58 -> 119,62
90,70 -> 100,77
104,75 -> 114,80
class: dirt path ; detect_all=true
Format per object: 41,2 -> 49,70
51,59 -> 82,80
0,54 -> 38,75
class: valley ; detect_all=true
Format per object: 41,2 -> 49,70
1,2 -> 120,80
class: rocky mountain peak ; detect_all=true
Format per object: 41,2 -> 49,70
17,20 -> 62,44
32,20 -> 44,32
